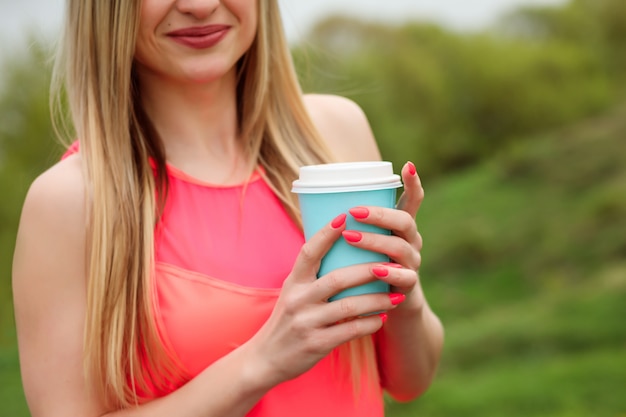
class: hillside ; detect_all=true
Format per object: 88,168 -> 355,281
385,101 -> 626,416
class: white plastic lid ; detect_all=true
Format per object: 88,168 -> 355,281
292,161 -> 402,194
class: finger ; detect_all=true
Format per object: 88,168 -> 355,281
320,291 -> 402,324
341,231 -> 421,271
321,313 -> 386,346
289,213 -> 347,283
310,263 -> 378,301
369,263 -> 419,293
348,205 -> 420,245
395,161 -> 424,218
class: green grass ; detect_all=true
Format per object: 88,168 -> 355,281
388,270 -> 626,416
0,345 -> 28,417
390,347 -> 626,417
385,102 -> 626,416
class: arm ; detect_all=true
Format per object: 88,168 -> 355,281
304,94 -> 445,401
372,164 -> 444,401
12,157 -> 272,417
13,156 -> 393,417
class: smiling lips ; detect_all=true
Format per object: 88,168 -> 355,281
167,25 -> 231,49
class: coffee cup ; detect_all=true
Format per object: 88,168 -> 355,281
292,161 -> 402,301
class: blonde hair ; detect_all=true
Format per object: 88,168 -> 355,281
52,0 -> 376,409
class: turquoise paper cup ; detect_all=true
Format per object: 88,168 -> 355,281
292,162 -> 402,301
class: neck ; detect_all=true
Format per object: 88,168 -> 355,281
138,69 -> 251,184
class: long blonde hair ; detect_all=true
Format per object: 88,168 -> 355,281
52,0 -> 374,409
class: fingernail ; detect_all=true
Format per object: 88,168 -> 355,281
342,230 -> 362,243
389,293 -> 406,306
408,162 -> 417,176
349,207 -> 370,219
372,266 -> 389,278
379,313 -> 388,324
384,263 -> 404,269
331,213 -> 347,229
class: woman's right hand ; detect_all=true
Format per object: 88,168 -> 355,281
246,213 -> 396,386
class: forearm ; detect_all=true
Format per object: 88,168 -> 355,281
105,342 -> 274,417
376,295 -> 444,402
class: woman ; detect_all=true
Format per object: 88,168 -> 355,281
12,0 -> 444,416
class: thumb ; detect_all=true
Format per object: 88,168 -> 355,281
395,161 -> 424,218
289,213 -> 347,283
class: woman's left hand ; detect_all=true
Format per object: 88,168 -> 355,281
344,161 -> 425,313
345,160 -> 443,401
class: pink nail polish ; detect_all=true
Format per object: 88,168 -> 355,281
408,162 -> 417,176
379,313 -> 388,324
389,293 -> 406,306
349,207 -> 370,219
342,230 -> 363,243
331,213 -> 347,229
372,266 -> 389,278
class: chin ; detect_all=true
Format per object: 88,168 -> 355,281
181,63 -> 236,85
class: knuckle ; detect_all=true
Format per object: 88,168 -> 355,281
405,267 -> 419,286
290,313 -> 309,335
324,272 -> 342,294
339,299 -> 358,318
416,186 -> 425,202
416,231 -> 424,250
298,242 -> 316,264
321,224 -> 335,239
281,291 -> 303,316
372,208 -> 386,223
399,210 -> 416,231
389,242 -> 411,263
345,320 -> 362,340
414,252 -> 422,269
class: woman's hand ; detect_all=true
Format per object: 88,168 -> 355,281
342,161 -> 444,401
244,161 -> 442,399
343,161 -> 425,314
246,213 -> 401,387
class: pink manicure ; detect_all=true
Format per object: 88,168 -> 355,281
408,162 -> 417,176
342,230 -> 363,243
331,213 -> 347,229
349,207 -> 370,219
389,293 -> 406,306
372,266 -> 389,278
379,313 -> 388,324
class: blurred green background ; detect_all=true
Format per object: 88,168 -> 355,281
1,0 -> 625,415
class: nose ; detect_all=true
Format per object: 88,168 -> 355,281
176,0 -> 220,20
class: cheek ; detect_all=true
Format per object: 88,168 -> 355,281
231,0 -> 258,34
134,1 -> 167,63
241,8 -> 259,47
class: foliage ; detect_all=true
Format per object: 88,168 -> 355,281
387,102 -> 626,416
0,41 -> 63,324
502,0 -> 626,77
294,0 -> 624,180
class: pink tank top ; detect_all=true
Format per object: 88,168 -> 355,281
63,143 -> 384,416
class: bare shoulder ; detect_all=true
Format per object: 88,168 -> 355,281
13,155 -> 105,414
29,151 -> 83,196
13,151 -> 87,305
303,94 -> 382,162
19,154 -> 86,224
13,151 -> 87,296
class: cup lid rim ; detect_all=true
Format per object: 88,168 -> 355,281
292,176 -> 402,193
